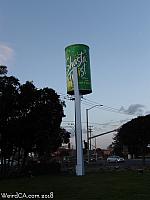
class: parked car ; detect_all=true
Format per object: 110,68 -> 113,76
90,157 -> 96,162
107,155 -> 125,163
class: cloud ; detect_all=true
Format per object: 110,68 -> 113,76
145,111 -> 150,115
0,43 -> 14,65
119,104 -> 145,116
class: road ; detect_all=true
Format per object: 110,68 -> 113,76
88,159 -> 150,169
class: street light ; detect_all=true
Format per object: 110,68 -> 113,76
86,104 -> 103,163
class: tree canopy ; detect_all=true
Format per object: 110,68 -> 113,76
0,65 -> 8,75
0,66 -> 70,175
113,115 -> 150,161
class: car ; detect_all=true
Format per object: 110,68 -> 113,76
90,157 -> 96,162
107,155 -> 125,163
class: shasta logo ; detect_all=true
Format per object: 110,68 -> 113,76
67,51 -> 88,81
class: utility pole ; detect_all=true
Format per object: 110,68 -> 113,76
86,104 -> 103,163
88,126 -> 93,152
89,126 -> 93,162
95,138 -> 97,161
86,109 -> 90,163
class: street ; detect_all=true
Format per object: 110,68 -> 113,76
88,159 -> 150,169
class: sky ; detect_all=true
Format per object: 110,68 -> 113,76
0,0 -> 150,148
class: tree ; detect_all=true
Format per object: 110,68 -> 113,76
113,115 -> 150,164
0,65 -> 8,76
0,71 -> 70,176
0,73 -> 20,175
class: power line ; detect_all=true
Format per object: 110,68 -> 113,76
82,97 -> 136,116
62,119 -> 130,126
58,92 -> 136,117
59,93 -> 75,101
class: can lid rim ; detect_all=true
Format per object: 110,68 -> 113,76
65,44 -> 89,50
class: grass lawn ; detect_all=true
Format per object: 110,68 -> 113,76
0,170 -> 150,200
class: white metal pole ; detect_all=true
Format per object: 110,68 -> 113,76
73,65 -> 84,176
